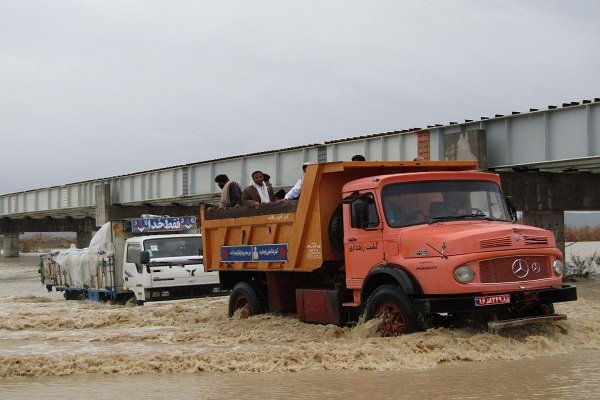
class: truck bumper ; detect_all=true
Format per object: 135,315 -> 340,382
487,313 -> 567,333
413,285 -> 577,314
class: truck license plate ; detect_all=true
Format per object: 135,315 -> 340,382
475,294 -> 510,307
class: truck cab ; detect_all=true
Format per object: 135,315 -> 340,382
341,170 -> 573,333
123,233 -> 220,304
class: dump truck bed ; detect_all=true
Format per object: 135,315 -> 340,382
201,160 -> 477,272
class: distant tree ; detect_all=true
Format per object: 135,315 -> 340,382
566,252 -> 600,278
19,234 -> 76,252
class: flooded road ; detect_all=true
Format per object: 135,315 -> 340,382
2,255 -> 600,399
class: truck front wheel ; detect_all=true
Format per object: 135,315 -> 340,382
364,285 -> 421,336
125,295 -> 144,306
229,282 -> 265,319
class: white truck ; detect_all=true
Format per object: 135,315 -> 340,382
40,215 -> 222,304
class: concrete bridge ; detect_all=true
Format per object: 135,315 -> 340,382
2,98 -> 600,256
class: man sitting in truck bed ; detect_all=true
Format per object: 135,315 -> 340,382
214,174 -> 243,208
242,170 -> 276,208
284,162 -> 312,200
205,170 -> 296,220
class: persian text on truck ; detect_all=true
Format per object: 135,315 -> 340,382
201,161 -> 577,335
40,216 -> 221,304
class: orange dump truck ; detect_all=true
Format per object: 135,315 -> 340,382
201,161 -> 577,335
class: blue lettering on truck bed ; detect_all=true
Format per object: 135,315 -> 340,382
221,244 -> 288,262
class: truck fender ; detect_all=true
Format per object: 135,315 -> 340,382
361,264 -> 422,305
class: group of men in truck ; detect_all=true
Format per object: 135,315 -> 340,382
214,170 -> 285,209
214,155 -> 366,210
213,165 -> 305,209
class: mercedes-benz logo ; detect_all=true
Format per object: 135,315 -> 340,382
512,259 -> 529,279
531,262 -> 541,274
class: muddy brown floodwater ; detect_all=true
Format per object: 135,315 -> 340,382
2,255 -> 600,399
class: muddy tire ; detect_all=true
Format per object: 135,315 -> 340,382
364,284 -> 421,336
125,295 -> 144,306
541,303 -> 556,315
228,281 -> 265,318
520,302 -> 555,318
250,280 -> 269,312
329,204 -> 344,258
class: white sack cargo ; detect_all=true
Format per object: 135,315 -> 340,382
52,223 -> 114,288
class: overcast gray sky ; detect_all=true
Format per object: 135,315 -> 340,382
1,0 -> 599,193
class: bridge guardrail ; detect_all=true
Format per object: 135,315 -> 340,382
2,101 -> 599,219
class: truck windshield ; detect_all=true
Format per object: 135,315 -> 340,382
382,180 -> 512,227
143,237 -> 202,258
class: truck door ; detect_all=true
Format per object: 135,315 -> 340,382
344,192 -> 384,285
123,242 -> 146,291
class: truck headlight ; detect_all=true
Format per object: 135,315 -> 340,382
553,260 -> 564,275
454,265 -> 475,283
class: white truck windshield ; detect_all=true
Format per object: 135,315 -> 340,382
143,237 -> 203,258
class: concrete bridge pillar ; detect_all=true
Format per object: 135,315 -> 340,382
76,230 -> 94,248
1,233 -> 20,257
522,211 -> 565,260
95,183 -> 112,227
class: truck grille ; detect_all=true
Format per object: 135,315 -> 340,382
479,234 -> 549,249
523,235 -> 549,245
479,256 -> 551,283
479,236 -> 512,249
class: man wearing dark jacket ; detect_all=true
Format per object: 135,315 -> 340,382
214,174 -> 242,208
241,170 -> 275,208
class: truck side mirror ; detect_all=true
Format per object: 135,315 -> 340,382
505,196 -> 517,223
139,251 -> 150,265
350,195 -> 381,230
352,201 -> 369,228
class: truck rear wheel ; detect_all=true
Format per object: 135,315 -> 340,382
364,285 -> 421,336
229,282 -> 265,318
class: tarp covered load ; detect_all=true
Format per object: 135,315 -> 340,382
51,223 -> 114,288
